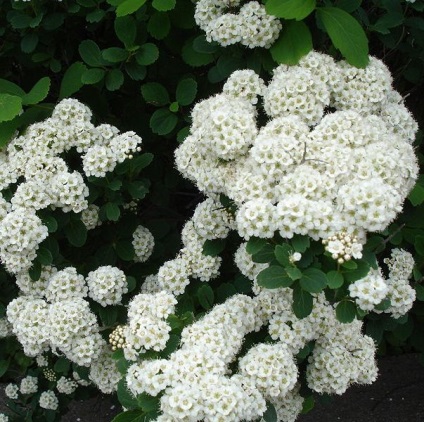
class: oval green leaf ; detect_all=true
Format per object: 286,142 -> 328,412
316,7 -> 369,68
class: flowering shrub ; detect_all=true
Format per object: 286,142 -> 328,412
0,0 -> 423,422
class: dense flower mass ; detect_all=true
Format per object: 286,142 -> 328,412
194,0 -> 282,48
0,99 -> 142,276
175,52 -> 418,242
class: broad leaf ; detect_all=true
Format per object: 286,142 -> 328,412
176,78 -> 197,106
59,62 -> 87,98
316,7 -> 369,68
266,0 -> 316,20
335,300 -> 357,323
300,268 -> 327,293
23,77 -> 51,105
292,283 -> 313,318
257,266 -> 294,289
0,94 -> 22,122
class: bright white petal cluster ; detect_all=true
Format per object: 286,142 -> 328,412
127,295 -> 268,421
383,249 -> 416,318
175,52 -> 418,242
89,345 -> 121,394
39,390 -> 58,410
132,225 -> 155,262
19,376 -> 38,395
56,377 -> 77,395
86,265 -> 128,306
349,270 -> 389,311
195,0 -> 282,48
118,291 -> 177,360
6,267 -> 107,366
0,98 -> 143,275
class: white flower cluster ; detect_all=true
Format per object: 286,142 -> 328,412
195,0 -> 282,48
56,377 -> 77,395
256,290 -> 378,396
86,265 -> 128,306
20,376 -> 38,395
119,291 -> 177,360
348,249 -> 415,317
349,269 -> 389,311
132,225 -> 155,262
323,231 -> 363,263
175,52 -> 418,242
81,204 -> 101,230
0,414 -> 8,422
39,390 -> 59,410
89,345 -> 121,394
0,98 -> 142,275
0,318 -> 12,338
383,249 -> 416,318
6,267 -> 106,366
152,197 -> 232,296
127,295 -> 268,421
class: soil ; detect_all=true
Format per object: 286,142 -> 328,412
1,353 -> 424,421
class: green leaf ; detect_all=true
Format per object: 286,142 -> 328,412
262,401 -> 278,422
81,68 -> 106,85
136,43 -> 160,66
29,260 -> 42,281
102,47 -> 129,63
415,284 -> 424,301
292,283 -> 313,319
0,121 -> 18,147
79,40 -> 105,67
116,0 -> 147,17
252,243 -> 275,263
327,271 -> 344,289
37,247 -> 53,266
266,0 -> 316,20
0,79 -> 26,97
64,219 -> 87,247
86,9 -> 106,23
291,235 -> 311,254
301,395 -> 315,414
335,300 -> 357,323
246,237 -> 267,255
148,12 -> 171,40
0,360 -> 9,378
415,235 -> 424,256
137,393 -> 159,413
0,94 -> 22,122
22,77 -> 51,105
125,62 -> 147,81
408,182 -> 424,206
257,266 -> 294,289
335,0 -> 362,13
150,109 -> 178,135
197,284 -> 214,310
115,16 -> 137,48
316,7 -> 369,68
141,82 -> 170,106
152,0 -> 176,11
169,102 -> 179,112
343,260 -> 370,283
117,379 -> 139,410
286,267 -> 302,281
126,181 -> 149,199
274,244 -> 294,266
98,306 -> 118,326
127,276 -> 137,293
21,33 -> 39,53
132,153 -> 154,172
59,62 -> 87,99
300,268 -> 327,293
202,239 -> 226,256
115,240 -> 135,261
54,357 -> 70,373
176,78 -> 197,106
182,39 -> 215,67
105,202 -> 121,221
193,35 -> 219,54
105,69 -> 125,91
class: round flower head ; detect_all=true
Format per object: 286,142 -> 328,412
195,0 -> 281,49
